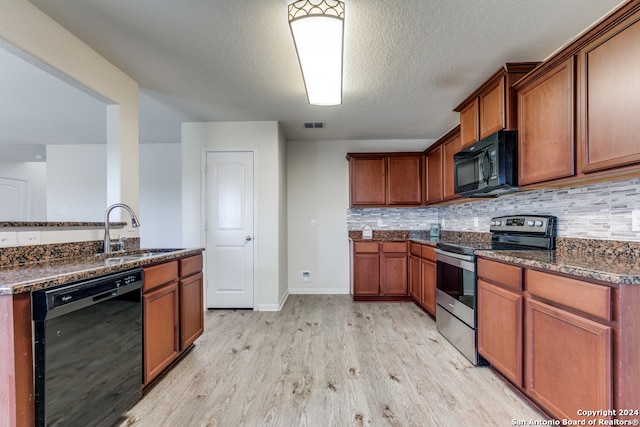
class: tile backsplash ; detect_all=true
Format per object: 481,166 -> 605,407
348,176 -> 640,242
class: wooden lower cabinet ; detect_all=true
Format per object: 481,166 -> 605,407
353,241 -> 408,300
420,258 -> 436,316
180,272 -> 204,350
408,242 -> 436,315
381,250 -> 408,295
477,279 -> 523,386
525,298 -> 612,420
143,280 -> 180,385
143,254 -> 204,386
409,254 -> 421,301
477,256 -> 617,421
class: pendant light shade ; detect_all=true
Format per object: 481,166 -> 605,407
288,0 -> 345,106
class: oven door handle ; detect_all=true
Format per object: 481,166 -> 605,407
435,249 -> 475,272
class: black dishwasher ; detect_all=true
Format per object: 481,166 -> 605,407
33,269 -> 144,427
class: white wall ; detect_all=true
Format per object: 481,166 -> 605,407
287,139 -> 431,294
1,0 -> 139,225
139,143 -> 182,248
181,121 -> 288,311
0,157 -> 47,220
46,145 -> 107,221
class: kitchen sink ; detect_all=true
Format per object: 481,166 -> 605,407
97,249 -> 185,264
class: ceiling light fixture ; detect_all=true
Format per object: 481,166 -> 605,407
288,0 -> 344,106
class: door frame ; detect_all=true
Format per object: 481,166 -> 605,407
200,148 -> 258,310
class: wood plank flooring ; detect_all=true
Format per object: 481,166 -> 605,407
120,295 -> 542,426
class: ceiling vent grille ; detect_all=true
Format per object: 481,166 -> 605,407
303,121 -> 325,129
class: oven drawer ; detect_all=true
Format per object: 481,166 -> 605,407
525,270 -> 612,321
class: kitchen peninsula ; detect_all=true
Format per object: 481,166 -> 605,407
0,224 -> 204,427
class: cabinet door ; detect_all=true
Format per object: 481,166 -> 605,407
180,272 -> 204,350
426,146 -> 443,204
518,58 -> 575,185
442,128 -> 461,201
380,252 -> 408,295
409,255 -> 422,301
387,156 -> 422,205
353,253 -> 380,295
420,259 -> 436,316
459,99 -> 479,149
477,279 -> 523,386
479,77 -> 506,139
143,281 -> 180,385
578,13 -> 640,173
350,157 -> 386,206
525,298 -> 612,420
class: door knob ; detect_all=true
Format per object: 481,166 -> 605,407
246,235 -> 252,241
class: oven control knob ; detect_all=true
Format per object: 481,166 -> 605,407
527,220 -> 534,227
535,220 -> 544,227
495,220 -> 502,226
490,221 -> 496,226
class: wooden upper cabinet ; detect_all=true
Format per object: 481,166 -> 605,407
425,145 -> 443,204
479,77 -> 506,139
455,63 -> 539,149
578,10 -> 640,174
349,156 -> 386,206
441,126 -> 461,201
459,99 -> 479,148
516,57 -> 575,186
347,153 -> 422,207
387,155 -> 423,205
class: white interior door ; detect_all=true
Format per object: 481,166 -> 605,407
205,151 -> 254,308
0,177 -> 28,220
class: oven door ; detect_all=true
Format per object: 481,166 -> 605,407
435,249 -> 476,327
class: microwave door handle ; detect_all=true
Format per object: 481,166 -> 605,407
481,151 -> 491,183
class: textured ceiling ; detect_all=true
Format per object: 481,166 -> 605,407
1,0 -> 627,159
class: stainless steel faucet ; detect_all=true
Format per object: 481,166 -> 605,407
103,203 -> 141,253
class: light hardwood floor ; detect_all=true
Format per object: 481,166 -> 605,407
121,295 -> 542,426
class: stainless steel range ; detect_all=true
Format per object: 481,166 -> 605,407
435,215 -> 556,365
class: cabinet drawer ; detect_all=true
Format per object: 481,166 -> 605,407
354,241 -> 379,253
478,258 -> 523,291
382,242 -> 406,253
421,245 -> 435,262
144,260 -> 179,292
525,269 -> 611,321
410,243 -> 421,257
180,254 -> 203,278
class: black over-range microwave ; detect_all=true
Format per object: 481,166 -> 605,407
453,130 -> 518,197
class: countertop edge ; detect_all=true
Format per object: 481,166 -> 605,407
0,248 -> 205,295
476,250 -> 640,285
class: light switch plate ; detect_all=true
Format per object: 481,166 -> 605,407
0,232 -> 18,248
632,209 -> 640,232
18,231 -> 41,246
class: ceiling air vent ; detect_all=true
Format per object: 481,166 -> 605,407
303,121 -> 325,129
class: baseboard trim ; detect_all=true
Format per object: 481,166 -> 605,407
288,288 -> 350,295
255,289 -> 290,312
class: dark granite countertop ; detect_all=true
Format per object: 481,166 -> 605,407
0,248 -> 204,295
476,249 -> 640,285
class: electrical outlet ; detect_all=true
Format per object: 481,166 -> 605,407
0,232 -> 18,248
632,209 -> 640,232
302,271 -> 311,282
18,231 -> 41,246
377,218 -> 383,227
473,217 -> 479,228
